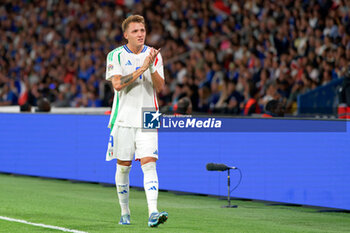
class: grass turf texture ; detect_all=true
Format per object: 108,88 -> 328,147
0,174 -> 349,233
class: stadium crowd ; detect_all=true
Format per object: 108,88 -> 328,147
0,0 -> 349,115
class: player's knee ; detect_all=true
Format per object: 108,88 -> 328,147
141,161 -> 156,172
117,164 -> 132,173
140,157 -> 157,166
117,160 -> 132,167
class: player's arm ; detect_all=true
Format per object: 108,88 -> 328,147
150,71 -> 164,93
110,49 -> 160,91
111,68 -> 146,91
111,52 -> 156,91
149,49 -> 165,93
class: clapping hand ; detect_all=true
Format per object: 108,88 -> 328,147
142,47 -> 161,70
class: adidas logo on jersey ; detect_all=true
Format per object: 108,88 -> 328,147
125,60 -> 132,66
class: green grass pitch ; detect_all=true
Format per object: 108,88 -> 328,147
0,173 -> 349,233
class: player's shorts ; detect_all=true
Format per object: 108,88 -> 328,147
106,126 -> 158,161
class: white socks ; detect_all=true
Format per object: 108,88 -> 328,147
116,162 -> 159,217
141,162 -> 159,216
115,164 -> 131,216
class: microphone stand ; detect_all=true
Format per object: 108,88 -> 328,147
221,169 -> 238,208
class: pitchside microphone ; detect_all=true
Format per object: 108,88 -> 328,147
206,163 -> 237,171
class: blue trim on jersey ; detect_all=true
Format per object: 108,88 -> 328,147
123,45 -> 148,54
141,45 -> 148,53
123,45 -> 133,53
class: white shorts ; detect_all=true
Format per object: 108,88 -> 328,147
106,126 -> 158,161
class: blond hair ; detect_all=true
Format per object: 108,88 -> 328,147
122,15 -> 146,32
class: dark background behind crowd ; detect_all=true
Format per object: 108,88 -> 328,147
0,0 -> 349,116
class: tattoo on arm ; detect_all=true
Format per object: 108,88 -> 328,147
120,74 -> 133,85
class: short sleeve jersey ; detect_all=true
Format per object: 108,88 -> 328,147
106,45 -> 164,129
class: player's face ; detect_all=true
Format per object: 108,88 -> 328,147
124,22 -> 146,48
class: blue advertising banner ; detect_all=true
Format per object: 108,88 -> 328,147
0,113 -> 349,210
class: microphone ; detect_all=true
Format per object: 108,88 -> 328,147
206,163 -> 237,171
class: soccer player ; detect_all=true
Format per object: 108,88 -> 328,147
105,15 -> 168,227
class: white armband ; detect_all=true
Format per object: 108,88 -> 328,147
149,64 -> 156,74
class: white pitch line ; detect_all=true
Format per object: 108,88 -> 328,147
0,216 -> 88,233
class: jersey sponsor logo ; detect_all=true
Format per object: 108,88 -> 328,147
143,110 -> 161,129
108,64 -> 113,71
125,60 -> 132,66
148,186 -> 157,191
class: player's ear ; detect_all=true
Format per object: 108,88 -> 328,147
124,32 -> 128,40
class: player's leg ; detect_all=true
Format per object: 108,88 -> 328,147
113,126 -> 136,225
140,157 -> 159,216
136,129 -> 168,227
116,159 -> 132,224
140,157 -> 168,227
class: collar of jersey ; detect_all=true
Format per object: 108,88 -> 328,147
123,45 -> 148,54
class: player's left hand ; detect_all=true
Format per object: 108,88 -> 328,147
149,47 -> 161,64
141,48 -> 161,71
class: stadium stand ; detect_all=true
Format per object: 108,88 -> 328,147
0,0 -> 349,116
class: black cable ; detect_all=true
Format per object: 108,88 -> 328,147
230,168 -> 242,194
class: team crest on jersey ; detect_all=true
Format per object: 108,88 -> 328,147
108,64 -> 113,71
108,148 -> 113,156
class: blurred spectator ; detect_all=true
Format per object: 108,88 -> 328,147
0,82 -> 18,106
338,67 -> 350,119
243,83 -> 261,116
36,98 -> 51,112
175,97 -> 192,115
20,102 -> 32,112
262,99 -> 285,118
208,80 -> 222,112
0,0 -> 349,117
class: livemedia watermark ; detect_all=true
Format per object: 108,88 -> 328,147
141,108 -> 347,132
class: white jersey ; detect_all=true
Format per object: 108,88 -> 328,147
106,45 -> 164,128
